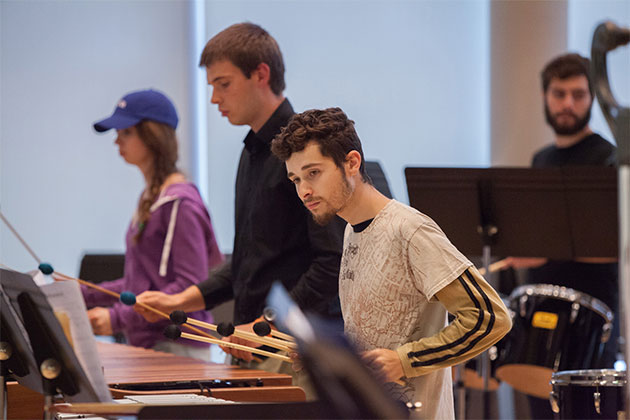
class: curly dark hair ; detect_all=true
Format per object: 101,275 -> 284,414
271,107 -> 371,184
541,53 -> 593,96
199,22 -> 285,95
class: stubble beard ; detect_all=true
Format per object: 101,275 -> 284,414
311,175 -> 353,226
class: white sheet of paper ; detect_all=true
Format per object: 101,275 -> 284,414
29,269 -> 51,286
41,280 -> 112,402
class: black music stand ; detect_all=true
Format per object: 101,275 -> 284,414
0,268 -> 104,419
139,288 -> 414,419
404,166 -> 618,418
405,166 -> 617,259
265,282 -> 409,420
0,289 -> 43,420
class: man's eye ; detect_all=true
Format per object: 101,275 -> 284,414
573,91 -> 587,100
309,170 -> 319,177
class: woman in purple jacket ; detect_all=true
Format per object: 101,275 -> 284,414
81,89 -> 223,359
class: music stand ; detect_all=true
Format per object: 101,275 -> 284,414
265,283 -> 410,420
0,268 -> 105,419
0,289 -> 43,420
405,166 -> 617,259
404,166 -> 618,417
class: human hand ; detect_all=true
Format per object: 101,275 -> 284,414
135,290 -> 180,322
87,307 -> 113,335
135,286 -> 205,322
219,321 -> 262,362
289,351 -> 303,372
361,348 -> 404,383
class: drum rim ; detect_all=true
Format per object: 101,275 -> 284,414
551,369 -> 626,386
510,284 -> 614,323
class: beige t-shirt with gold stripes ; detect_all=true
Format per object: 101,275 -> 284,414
340,199 -> 510,419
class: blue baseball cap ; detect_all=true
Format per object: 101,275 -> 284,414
93,89 -> 179,132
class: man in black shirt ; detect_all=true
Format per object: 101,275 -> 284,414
509,53 -> 617,310
524,53 -> 617,307
136,23 -> 344,361
531,52 -> 618,362
507,53 -> 618,419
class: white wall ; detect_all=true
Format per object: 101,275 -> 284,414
1,1 -> 194,274
2,1 -> 628,272
204,1 -> 490,253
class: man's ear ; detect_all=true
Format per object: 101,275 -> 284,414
253,62 -> 271,87
345,150 -> 362,177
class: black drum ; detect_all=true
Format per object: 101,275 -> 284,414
550,369 -> 626,419
496,284 -> 613,398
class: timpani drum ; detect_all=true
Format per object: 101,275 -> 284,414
495,284 -> 613,398
550,369 -> 626,419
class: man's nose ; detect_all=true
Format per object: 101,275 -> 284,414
298,182 -> 312,200
210,90 -> 220,104
561,94 -> 575,109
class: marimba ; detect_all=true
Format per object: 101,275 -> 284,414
7,341 -> 304,419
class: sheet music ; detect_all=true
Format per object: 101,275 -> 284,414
41,280 -> 112,402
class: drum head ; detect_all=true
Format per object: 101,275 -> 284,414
462,368 -> 501,391
496,364 -> 553,399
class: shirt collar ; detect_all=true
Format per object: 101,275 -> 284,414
352,218 -> 374,233
244,98 -> 294,154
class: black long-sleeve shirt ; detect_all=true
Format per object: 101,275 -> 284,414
197,99 -> 345,325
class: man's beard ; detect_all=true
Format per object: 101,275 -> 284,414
312,208 -> 338,226
545,103 -> 591,136
310,175 -> 353,226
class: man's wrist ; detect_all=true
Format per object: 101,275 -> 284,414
175,286 -> 205,312
172,292 -> 186,311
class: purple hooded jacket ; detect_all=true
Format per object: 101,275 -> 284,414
82,182 -> 223,348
